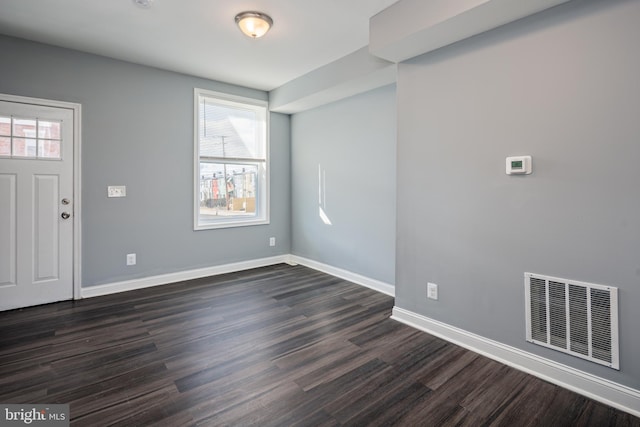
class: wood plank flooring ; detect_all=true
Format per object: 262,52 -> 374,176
0,264 -> 638,426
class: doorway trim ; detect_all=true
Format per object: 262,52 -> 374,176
0,93 -> 82,300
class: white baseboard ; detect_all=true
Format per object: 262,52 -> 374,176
81,255 -> 290,298
81,254 -> 394,299
391,306 -> 640,418
288,255 -> 395,297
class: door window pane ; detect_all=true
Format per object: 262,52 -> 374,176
0,117 -> 10,136
38,120 -> 61,139
0,137 -> 10,156
38,139 -> 61,159
13,118 -> 37,138
12,138 -> 37,157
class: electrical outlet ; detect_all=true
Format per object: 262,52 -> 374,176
269,237 -> 276,247
126,253 -> 136,266
427,282 -> 438,300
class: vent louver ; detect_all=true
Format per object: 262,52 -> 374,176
525,273 -> 619,370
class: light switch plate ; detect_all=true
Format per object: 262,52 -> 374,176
108,185 -> 126,198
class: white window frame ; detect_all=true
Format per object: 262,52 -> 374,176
193,88 -> 269,230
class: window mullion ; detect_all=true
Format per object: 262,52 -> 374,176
199,155 -> 265,163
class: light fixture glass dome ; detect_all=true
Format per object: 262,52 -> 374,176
235,12 -> 273,38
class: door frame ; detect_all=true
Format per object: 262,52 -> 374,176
0,93 -> 82,300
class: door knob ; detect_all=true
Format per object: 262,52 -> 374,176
61,212 -> 71,219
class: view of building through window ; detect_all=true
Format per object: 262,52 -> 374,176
199,163 -> 258,217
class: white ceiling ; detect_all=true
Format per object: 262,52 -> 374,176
0,0 -> 399,91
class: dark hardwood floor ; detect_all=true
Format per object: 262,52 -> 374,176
0,264 -> 638,426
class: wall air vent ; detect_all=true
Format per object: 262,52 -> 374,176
525,273 -> 619,370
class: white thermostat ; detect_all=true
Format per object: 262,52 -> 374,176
506,156 -> 532,175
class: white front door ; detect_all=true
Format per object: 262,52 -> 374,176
0,99 -> 74,311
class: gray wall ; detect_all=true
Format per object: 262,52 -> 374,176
291,85 -> 396,285
395,0 -> 640,389
0,35 -> 291,287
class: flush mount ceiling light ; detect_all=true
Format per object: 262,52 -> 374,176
132,0 -> 153,8
235,11 -> 273,39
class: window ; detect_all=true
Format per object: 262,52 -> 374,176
194,89 -> 269,229
0,115 -> 62,159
